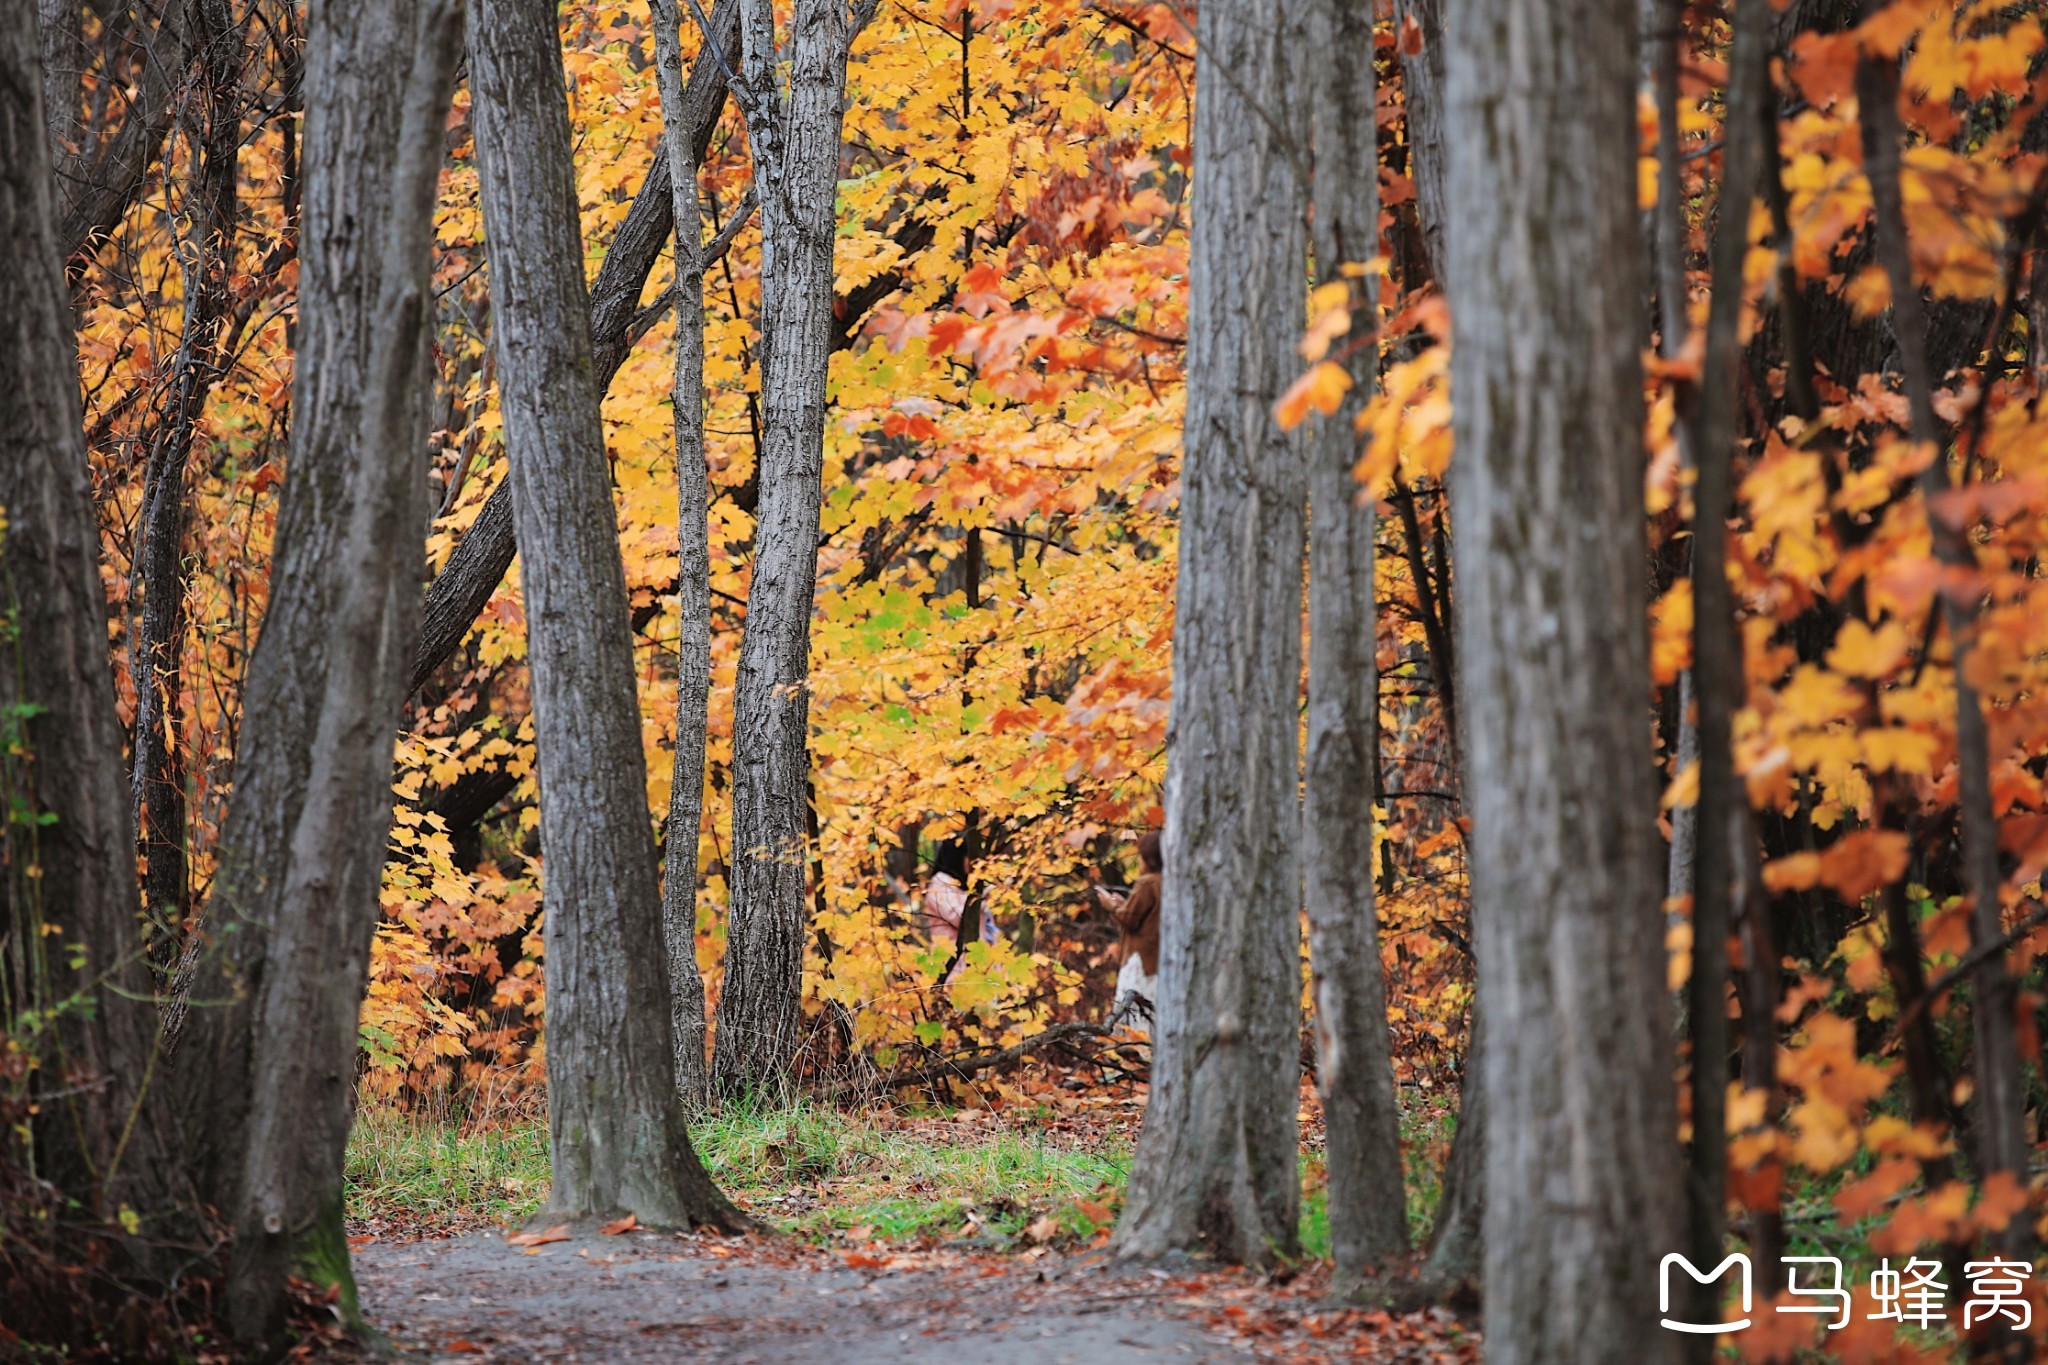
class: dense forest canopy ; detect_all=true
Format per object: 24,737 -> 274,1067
11,0 -> 2048,1359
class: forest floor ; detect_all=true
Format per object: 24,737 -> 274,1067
323,1072 -> 1479,1363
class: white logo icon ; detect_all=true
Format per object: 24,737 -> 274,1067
1660,1253 -> 1753,1334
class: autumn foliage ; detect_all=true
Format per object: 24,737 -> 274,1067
42,0 -> 2048,1354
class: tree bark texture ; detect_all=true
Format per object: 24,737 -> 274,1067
1112,0 -> 1305,1267
129,0 -> 242,966
206,0 -> 464,1343
1303,0 -> 1409,1283
1680,0 -> 1772,1346
47,1 -> 187,267
709,0 -> 868,1097
468,0 -> 738,1228
1392,0 -> 1446,279
406,0 -> 737,697
652,0 -> 713,1115
0,0 -> 187,1265
1442,0 -> 1685,1356
1859,50 -> 2031,1261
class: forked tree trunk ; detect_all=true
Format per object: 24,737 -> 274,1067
1303,0 -> 1409,1284
211,1 -> 464,1345
468,0 -> 739,1227
0,0 -> 187,1269
405,0 -> 736,697
1111,0 -> 1305,1267
1442,0 -> 1685,1356
710,0 -> 870,1098
129,0 -> 242,965
652,0 -> 713,1115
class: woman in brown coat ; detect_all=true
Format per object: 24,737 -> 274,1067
1096,830 -> 1161,1016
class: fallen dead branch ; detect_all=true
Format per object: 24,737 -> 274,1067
818,1021 -> 1151,1100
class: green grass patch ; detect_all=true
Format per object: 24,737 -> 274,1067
346,1088 -> 1461,1256
346,1106 -> 550,1232
693,1096 -> 1129,1245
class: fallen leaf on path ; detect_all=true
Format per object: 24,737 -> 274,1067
1073,1199 -> 1113,1226
600,1214 -> 638,1235
1024,1216 -> 1058,1243
346,1234 -> 376,1248
442,1341 -> 486,1354
506,1223 -> 571,1247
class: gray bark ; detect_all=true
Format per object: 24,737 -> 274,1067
1112,0 -> 1305,1267
47,1 -> 187,267
406,0 -> 737,697
468,0 -> 739,1227
1860,49 -> 2032,1262
1392,0 -> 1445,278
1303,0 -> 1408,1284
206,0 -> 464,1344
652,0 -> 712,1115
1649,0 -> 1698,933
1387,0 -> 1492,1288
1680,0 -> 1773,1346
0,0 -> 186,1266
709,0 -> 870,1097
1442,0 -> 1685,1356
129,0 -> 241,966
1423,996 -> 1485,1287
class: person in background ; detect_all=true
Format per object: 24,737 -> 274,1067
922,839 -> 997,984
1095,830 -> 1161,1021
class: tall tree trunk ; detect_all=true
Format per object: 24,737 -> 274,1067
1386,4 -> 1493,1287
1442,0 -> 1685,1356
1111,0 -> 1306,1267
129,0 -> 242,968
468,0 -> 740,1228
709,0 -> 870,1098
1303,0 -> 1409,1284
405,0 -> 737,696
652,0 -> 713,1115
1392,0 -> 1446,280
1680,0 -> 1772,1348
205,0 -> 465,1345
50,1 -> 187,268
0,0 -> 188,1273
1859,48 -> 2031,1265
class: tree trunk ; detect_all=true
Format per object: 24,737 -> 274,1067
468,0 -> 740,1228
406,0 -> 737,697
51,1 -> 187,268
1111,0 -> 1305,1267
129,0 -> 242,969
1859,49 -> 2031,1264
709,0 -> 869,1098
652,0 -> 713,1115
0,0 -> 187,1271
1442,0 -> 1685,1355
1392,0 -> 1446,280
1304,0 -> 1409,1284
202,0 -> 464,1344
1680,0 -> 1772,1348
1423,995 -> 1485,1288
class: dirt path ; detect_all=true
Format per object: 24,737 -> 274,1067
342,1229 -> 1257,1363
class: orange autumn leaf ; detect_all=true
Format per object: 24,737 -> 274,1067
1816,830 -> 1909,902
506,1223 -> 572,1248
1968,1170 -> 2030,1234
1273,360 -> 1351,430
